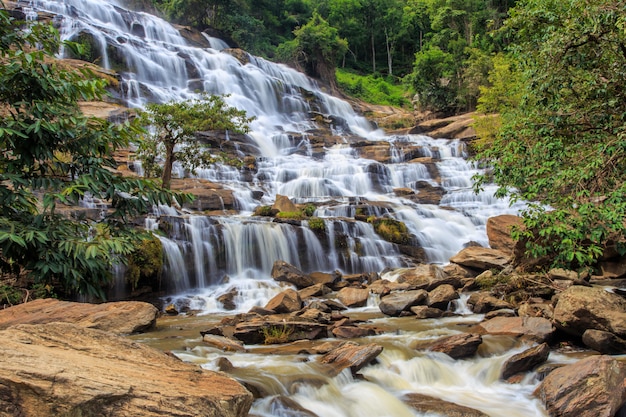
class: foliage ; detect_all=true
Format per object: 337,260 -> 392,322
253,205 -> 276,217
125,236 -> 163,290
276,210 -> 304,220
0,11 -> 189,299
369,217 -> 410,245
137,94 -> 252,189
301,203 -> 317,217
336,69 -> 410,107
307,217 -> 326,232
277,11 -> 347,90
262,323 -> 294,344
473,0 -> 626,271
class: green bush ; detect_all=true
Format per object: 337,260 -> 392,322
125,236 -> 163,290
336,69 -> 410,108
308,217 -> 326,232
369,217 -> 410,245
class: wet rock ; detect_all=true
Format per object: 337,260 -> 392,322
269,395 -> 319,417
466,292 -> 514,314
0,298 -> 157,335
484,309 -> 517,319
336,287 -> 370,308
331,325 -> 376,339
203,334 -> 246,352
428,333 -> 483,359
553,286 -> 626,338
379,289 -> 428,316
271,261 -> 315,289
272,194 -> 298,213
171,178 -> 236,211
309,271 -> 340,286
500,343 -> 550,380
426,284 -> 459,310
474,316 -> 555,343
534,355 -> 626,417
164,303 -> 179,315
217,288 -> 238,311
297,308 -> 331,324
449,246 -> 511,270
215,356 -> 235,372
248,306 -> 275,316
582,329 -> 626,354
318,341 -> 383,376
410,305 -> 445,319
0,323 -> 253,417
403,393 -> 489,417
486,215 -> 522,254
397,264 -> 461,290
232,320 -> 327,345
298,283 -> 332,299
264,288 -> 302,313
368,279 -> 412,295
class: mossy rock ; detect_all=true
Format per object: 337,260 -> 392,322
370,217 -> 410,245
125,236 -> 163,290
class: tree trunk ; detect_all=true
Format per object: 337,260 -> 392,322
371,31 -> 376,73
385,27 -> 393,77
161,140 -> 175,189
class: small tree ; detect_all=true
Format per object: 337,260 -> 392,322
137,95 -> 252,189
0,11 -> 189,299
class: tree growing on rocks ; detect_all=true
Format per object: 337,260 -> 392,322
0,11 -> 189,298
137,94 -> 252,189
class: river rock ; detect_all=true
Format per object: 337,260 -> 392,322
232,320 -> 327,345
264,288 -> 302,313
318,341 -> 383,376
203,334 -> 247,352
500,343 -> 550,380
379,289 -> 428,316
517,301 -> 554,320
268,396 -> 319,417
582,329 -> 626,354
426,284 -> 459,310
272,194 -> 298,213
298,283 -> 332,299
410,305 -> 445,319
534,355 -> 626,417
449,247 -> 511,270
486,215 -> 522,254
428,333 -> 483,359
271,261 -> 314,289
403,393 -> 489,417
0,298 -> 158,334
474,316 -> 555,343
466,292 -> 514,314
553,285 -> 626,338
0,322 -> 252,417
331,325 -> 376,339
368,279 -> 412,295
396,264 -> 462,290
336,287 -> 370,308
309,271 -> 340,286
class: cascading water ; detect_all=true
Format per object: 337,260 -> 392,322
23,1 -> 547,415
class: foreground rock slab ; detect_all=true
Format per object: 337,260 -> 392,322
534,355 -> 626,417
0,322 -> 253,417
318,341 -> 383,376
403,393 -> 489,417
0,298 -> 158,334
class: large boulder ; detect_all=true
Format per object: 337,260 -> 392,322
449,247 -> 511,270
0,322 -> 253,417
396,264 -> 462,290
466,292 -> 514,314
428,333 -> 483,359
474,316 -> 555,343
426,284 -> 459,310
553,286 -> 626,338
318,341 -> 383,376
336,287 -> 370,308
534,355 -> 626,417
581,329 -> 626,354
0,298 -> 158,334
486,215 -> 522,254
500,343 -> 550,380
271,261 -> 314,289
378,289 -> 427,316
264,288 -> 302,313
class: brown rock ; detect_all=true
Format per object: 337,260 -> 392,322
426,284 -> 459,310
475,316 -> 555,343
403,393 -> 489,417
0,298 -> 157,335
379,290 -> 428,316
171,178 -> 236,211
203,334 -> 246,352
553,286 -> 626,338
397,264 -> 461,290
467,292 -> 514,314
232,320 -> 327,345
309,271 -> 340,286
336,287 -> 370,308
272,194 -> 298,213
298,283 -> 332,299
264,288 -> 302,313
331,325 -> 376,339
582,329 -> 626,354
486,215 -> 522,254
500,343 -> 550,380
318,341 -> 383,376
410,305 -> 445,319
271,261 -> 314,289
534,355 -> 626,417
517,301 -> 554,320
428,333 -> 483,359
368,279 -> 411,295
0,323 -> 252,417
449,247 -> 511,270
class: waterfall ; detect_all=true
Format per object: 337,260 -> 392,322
26,0 -> 524,303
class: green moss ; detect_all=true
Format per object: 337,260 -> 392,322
302,204 -> 316,217
276,211 -> 304,220
254,205 -> 275,216
125,236 -> 163,290
370,217 -> 410,245
308,217 -> 326,232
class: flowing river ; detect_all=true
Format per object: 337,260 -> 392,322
22,0 -> 557,415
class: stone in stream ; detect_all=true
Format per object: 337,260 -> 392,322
378,289 -> 428,316
581,329 -> 626,354
428,333 -> 483,359
473,316 -> 555,343
396,264 -> 462,290
336,287 -> 370,308
403,393 -> 489,417
410,305 -> 445,319
426,284 -> 459,310
466,291 -> 514,314
500,343 -> 550,380
318,341 -> 383,376
264,288 -> 302,313
449,246 -> 511,270
0,322 -> 253,417
232,320 -> 328,345
202,334 -> 247,352
534,355 -> 626,417
271,260 -> 315,289
269,395 -> 319,417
